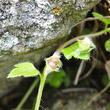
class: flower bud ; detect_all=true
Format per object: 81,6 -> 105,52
45,52 -> 62,74
51,57 -> 59,64
48,60 -> 57,69
78,37 -> 95,52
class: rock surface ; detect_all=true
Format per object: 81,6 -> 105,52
45,92 -> 108,110
0,0 -> 100,96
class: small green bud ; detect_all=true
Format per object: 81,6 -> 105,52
78,37 -> 95,52
105,39 -> 110,52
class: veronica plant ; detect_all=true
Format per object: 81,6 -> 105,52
7,12 -> 110,110
7,37 -> 95,110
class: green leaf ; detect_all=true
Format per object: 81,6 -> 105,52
82,28 -> 91,35
102,74 -> 109,86
46,69 -> 66,88
63,75 -> 71,87
61,42 -> 79,60
92,12 -> 110,25
61,37 -> 95,60
106,103 -> 110,110
7,62 -> 40,78
105,39 -> 110,52
78,51 -> 90,60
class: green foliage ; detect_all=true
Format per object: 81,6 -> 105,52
7,62 -> 40,78
106,103 -> 110,110
46,69 -> 66,88
63,75 -> 71,87
6,11 -> 110,110
105,39 -> 110,52
92,12 -> 110,27
61,42 -> 90,60
82,28 -> 91,35
102,74 -> 109,86
61,37 -> 95,60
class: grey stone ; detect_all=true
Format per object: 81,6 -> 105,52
0,0 -> 100,96
46,92 -> 108,110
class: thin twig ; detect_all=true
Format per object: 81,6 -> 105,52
73,16 -> 110,28
105,60 -> 110,80
80,63 -> 95,81
62,88 -> 96,93
79,59 -> 96,81
106,0 -> 110,4
97,40 -> 107,62
80,57 -> 105,81
82,82 -> 110,110
56,28 -> 110,52
92,57 -> 105,69
74,60 -> 85,85
15,78 -> 39,110
91,18 -> 99,33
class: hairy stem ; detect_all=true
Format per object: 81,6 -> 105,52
35,71 -> 47,110
57,28 -> 110,52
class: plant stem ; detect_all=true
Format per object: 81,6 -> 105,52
16,78 -> 39,110
82,82 -> 110,110
35,71 -> 47,110
73,16 -> 110,28
57,28 -> 110,52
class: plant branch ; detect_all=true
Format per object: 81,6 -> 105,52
82,82 -> 110,110
35,68 -> 47,110
56,28 -> 110,52
16,78 -> 39,110
73,16 -> 110,27
74,60 -> 85,85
